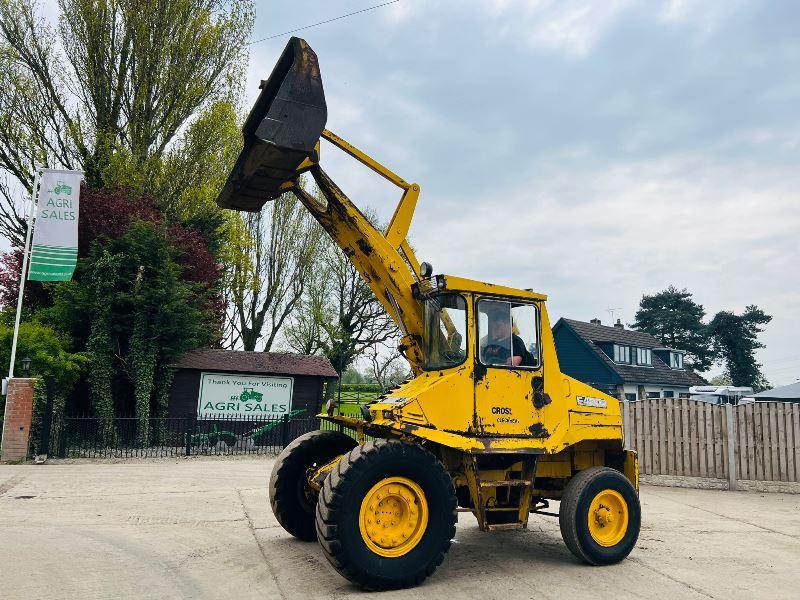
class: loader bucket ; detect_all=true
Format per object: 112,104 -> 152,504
216,37 -> 327,211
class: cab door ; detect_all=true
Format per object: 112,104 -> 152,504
473,298 -> 543,436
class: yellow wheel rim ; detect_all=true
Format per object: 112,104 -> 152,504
358,476 -> 428,558
587,489 -> 629,547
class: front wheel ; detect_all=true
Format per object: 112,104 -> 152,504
559,466 -> 641,565
315,440 -> 457,590
269,429 -> 357,541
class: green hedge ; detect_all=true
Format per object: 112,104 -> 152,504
339,383 -> 382,393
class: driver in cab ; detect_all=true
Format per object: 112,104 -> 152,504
480,304 -> 535,367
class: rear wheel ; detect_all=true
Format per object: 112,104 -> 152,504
559,466 -> 640,565
315,439 -> 457,590
269,429 -> 357,541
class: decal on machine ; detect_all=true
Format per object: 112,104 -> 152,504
576,395 -> 607,408
492,406 -> 518,424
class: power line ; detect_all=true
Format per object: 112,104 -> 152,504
250,1 -> 401,45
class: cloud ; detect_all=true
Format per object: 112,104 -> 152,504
658,0 -> 740,31
411,148 -> 799,384
224,1 -> 800,384
487,0 -> 635,58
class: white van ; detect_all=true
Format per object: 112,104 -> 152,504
689,386 -> 755,405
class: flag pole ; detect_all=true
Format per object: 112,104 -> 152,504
8,164 -> 42,380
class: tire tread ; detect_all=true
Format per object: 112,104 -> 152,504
558,466 -> 640,566
315,439 -> 457,590
269,429 -> 357,541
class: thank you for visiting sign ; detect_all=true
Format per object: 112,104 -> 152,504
197,372 -> 293,419
29,169 -> 82,281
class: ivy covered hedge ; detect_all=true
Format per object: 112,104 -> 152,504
0,186 -> 225,445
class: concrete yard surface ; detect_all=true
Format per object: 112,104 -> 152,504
1,456 -> 798,600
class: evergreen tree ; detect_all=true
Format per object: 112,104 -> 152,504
707,306 -> 772,391
632,286 -> 714,370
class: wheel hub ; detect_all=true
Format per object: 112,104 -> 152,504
587,489 -> 628,547
359,476 -> 428,557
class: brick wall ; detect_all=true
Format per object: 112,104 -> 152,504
1,378 -> 35,462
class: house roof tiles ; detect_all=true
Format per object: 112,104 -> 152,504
562,319 -> 662,347
557,318 -> 707,388
173,349 -> 338,378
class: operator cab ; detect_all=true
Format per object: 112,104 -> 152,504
410,273 -> 552,437
412,274 -> 545,373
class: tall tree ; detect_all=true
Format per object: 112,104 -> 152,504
0,0 -> 253,245
706,305 -> 772,391
282,256 -> 330,356
365,337 -> 410,391
224,193 -> 322,351
632,285 -> 714,370
284,239 -> 397,376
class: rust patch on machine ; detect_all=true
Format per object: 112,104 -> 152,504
531,376 -> 551,410
356,239 -> 373,255
529,423 -> 550,438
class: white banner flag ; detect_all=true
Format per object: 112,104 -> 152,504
28,169 -> 82,281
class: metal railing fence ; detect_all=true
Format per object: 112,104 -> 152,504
31,412 -> 365,459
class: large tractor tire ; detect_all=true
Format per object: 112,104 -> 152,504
559,466 -> 641,565
315,439 -> 457,590
269,429 -> 358,541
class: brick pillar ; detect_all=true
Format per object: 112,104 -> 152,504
1,378 -> 35,462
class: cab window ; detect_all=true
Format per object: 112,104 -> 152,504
422,293 -> 468,370
478,299 -> 539,368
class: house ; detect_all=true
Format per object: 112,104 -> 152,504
169,349 -> 338,419
752,381 -> 800,403
552,317 -> 706,401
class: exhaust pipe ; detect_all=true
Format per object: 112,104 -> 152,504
217,37 -> 327,211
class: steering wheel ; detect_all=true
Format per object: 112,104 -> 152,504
482,344 -> 509,365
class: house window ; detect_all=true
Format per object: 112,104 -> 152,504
670,352 -> 684,369
663,390 -> 674,398
635,347 -> 651,365
625,393 -> 637,401
613,344 -> 630,363
679,392 -> 690,399
646,391 -> 661,399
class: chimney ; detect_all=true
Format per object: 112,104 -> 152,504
614,319 -> 624,329
590,318 -> 601,325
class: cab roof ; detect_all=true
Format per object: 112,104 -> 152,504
438,274 -> 547,301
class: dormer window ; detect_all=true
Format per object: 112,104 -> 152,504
670,352 -> 684,369
613,344 -> 630,363
636,348 -> 651,365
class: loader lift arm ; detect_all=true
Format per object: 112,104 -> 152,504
215,37 -> 462,371
292,130 -> 426,368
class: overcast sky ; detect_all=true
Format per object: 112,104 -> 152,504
22,1 -> 799,385
245,0 -> 800,384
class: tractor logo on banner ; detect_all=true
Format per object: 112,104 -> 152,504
237,387 -> 264,403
